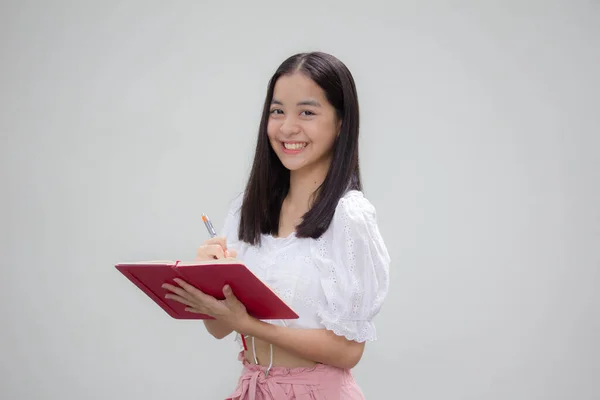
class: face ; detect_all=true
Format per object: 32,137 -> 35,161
267,72 -> 340,173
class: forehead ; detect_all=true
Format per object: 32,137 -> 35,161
272,72 -> 327,102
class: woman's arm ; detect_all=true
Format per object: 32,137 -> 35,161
165,280 -> 366,368
203,320 -> 233,339
244,318 -> 365,369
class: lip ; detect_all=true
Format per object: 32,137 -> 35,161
281,141 -> 307,154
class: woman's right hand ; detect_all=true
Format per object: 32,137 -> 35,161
195,236 -> 237,261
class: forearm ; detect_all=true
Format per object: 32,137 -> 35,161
203,319 -> 233,339
245,318 -> 364,369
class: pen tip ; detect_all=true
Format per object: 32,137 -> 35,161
201,215 -> 207,223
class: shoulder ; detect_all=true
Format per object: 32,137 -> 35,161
318,189 -> 389,259
332,190 -> 379,229
338,189 -> 376,211
325,189 -> 390,262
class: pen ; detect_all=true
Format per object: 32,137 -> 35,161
201,213 -> 248,351
201,214 -> 217,238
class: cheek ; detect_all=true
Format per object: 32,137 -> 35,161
266,119 -> 279,140
309,121 -> 337,145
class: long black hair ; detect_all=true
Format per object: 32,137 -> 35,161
239,51 -> 362,245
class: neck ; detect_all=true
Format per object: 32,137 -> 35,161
286,161 -> 330,210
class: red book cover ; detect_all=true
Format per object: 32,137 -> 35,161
115,259 -> 299,320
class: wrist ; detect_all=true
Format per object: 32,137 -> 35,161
239,315 -> 264,338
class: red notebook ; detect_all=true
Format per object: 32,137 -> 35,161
115,259 -> 299,320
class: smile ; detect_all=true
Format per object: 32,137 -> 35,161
281,142 -> 307,154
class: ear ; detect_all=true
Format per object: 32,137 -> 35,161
336,119 -> 342,137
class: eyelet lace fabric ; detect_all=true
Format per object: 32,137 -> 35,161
222,190 -> 390,344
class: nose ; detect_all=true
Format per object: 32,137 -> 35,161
279,116 -> 301,136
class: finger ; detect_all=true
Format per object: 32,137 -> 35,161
203,236 -> 228,248
165,293 -> 196,307
201,236 -> 232,258
184,307 -> 211,315
227,249 -> 237,258
162,283 -> 195,302
173,278 -> 216,304
202,237 -> 228,256
196,244 -> 226,260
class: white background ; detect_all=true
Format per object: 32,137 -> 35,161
1,1 -> 599,399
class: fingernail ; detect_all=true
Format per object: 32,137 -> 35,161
225,250 -> 229,258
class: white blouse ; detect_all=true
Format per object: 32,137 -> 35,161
220,189 -> 390,345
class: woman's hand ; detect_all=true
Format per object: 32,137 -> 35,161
162,278 -> 253,335
168,236 -> 243,340
195,236 -> 237,260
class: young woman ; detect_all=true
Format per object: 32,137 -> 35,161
163,51 -> 390,399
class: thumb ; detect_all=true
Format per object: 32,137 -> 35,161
223,285 -> 239,305
227,249 -> 238,258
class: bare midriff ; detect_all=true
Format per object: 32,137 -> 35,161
243,335 -> 318,368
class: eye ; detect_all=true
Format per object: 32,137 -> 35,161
301,110 -> 315,116
270,109 -> 283,115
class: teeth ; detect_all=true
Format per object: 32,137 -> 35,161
283,142 -> 307,150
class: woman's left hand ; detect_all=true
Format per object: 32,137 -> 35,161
162,278 -> 253,334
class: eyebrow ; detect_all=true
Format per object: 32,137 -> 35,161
271,99 -> 322,107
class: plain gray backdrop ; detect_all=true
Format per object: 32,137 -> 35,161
1,1 -> 599,399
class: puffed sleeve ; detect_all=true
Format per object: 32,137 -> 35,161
219,191 -> 244,253
311,190 -> 390,342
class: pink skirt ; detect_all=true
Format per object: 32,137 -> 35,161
226,351 -> 365,399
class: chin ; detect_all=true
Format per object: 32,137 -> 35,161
279,160 -> 307,172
